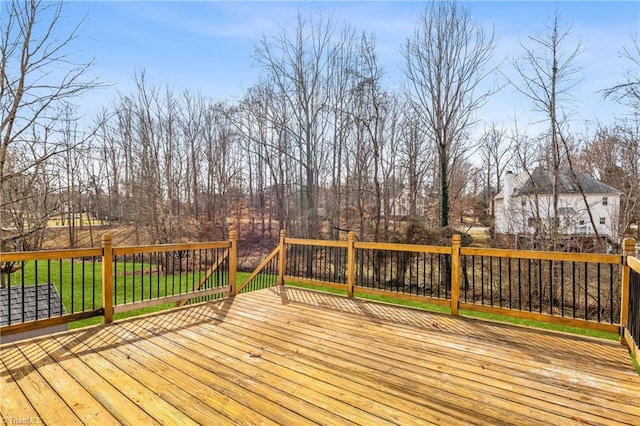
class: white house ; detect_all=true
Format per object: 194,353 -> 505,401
494,167 -> 622,240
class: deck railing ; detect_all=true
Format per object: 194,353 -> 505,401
0,247 -> 104,335
0,231 -> 237,337
2,228 -> 639,359
245,231 -> 639,346
459,248 -> 622,331
624,254 -> 640,361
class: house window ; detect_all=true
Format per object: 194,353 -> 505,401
602,197 -> 608,206
599,217 -> 606,225
521,199 -> 526,206
579,219 -> 585,225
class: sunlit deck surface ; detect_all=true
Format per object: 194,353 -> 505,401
2,286 -> 640,425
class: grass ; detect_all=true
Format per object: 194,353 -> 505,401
6,260 -> 242,329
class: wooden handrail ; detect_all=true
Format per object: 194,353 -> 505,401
355,241 -> 451,254
628,255 -> 640,274
285,237 -> 348,248
0,247 -> 102,261
113,241 -> 230,255
460,247 -> 621,264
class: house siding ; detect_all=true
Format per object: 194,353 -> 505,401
496,193 -> 620,239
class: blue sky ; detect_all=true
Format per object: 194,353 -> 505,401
61,1 -> 639,133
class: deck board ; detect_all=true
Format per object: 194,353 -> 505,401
1,286 -> 639,425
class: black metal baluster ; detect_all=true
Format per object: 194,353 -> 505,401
92,256 -> 96,310
609,263 -> 614,324
438,254 -> 442,298
498,257 -> 503,308
480,256 -> 484,305
597,263 -> 601,322
584,262 -> 588,320
71,259 -> 75,313
59,259 -> 63,318
561,261 -> 565,317
192,250 -> 196,294
538,259 -> 542,314
508,258 -> 512,309
489,257 -> 493,306
528,259 -> 532,312
572,262 -> 576,318
82,257 -> 86,312
48,260 -> 52,317
429,253 -> 434,295
548,260 -> 553,315
518,258 -> 522,310
34,260 -> 39,320
472,255 -> 475,302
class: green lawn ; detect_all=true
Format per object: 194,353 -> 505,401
7,260 -> 242,329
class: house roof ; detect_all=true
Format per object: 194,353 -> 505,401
0,284 -> 66,326
495,167 -> 621,199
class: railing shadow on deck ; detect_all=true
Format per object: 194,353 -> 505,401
0,294 -> 238,381
248,230 -> 639,362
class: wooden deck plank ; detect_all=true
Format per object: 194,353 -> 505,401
50,333 -> 198,425
1,344 -> 83,425
137,312 -> 454,425
191,312 -> 509,425
35,333 -> 162,426
225,296 -> 625,425
245,290 -> 640,391
0,356 -> 40,423
12,340 -> 121,426
230,291 -> 640,424
248,290 -> 640,402
60,326 -> 241,426
110,319 -> 336,425
268,287 -> 634,376
1,286 -> 639,425
120,314 -> 374,425
97,324 -> 291,426
253,287 -> 640,384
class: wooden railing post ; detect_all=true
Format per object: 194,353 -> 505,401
228,230 -> 238,296
102,233 -> 113,324
620,237 -> 636,336
450,234 -> 461,316
277,229 -> 287,285
347,231 -> 356,298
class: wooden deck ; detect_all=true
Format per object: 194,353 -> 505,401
2,286 -> 639,425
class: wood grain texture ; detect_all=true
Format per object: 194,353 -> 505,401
1,286 -> 639,425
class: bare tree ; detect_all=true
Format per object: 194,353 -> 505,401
479,124 -> 512,212
508,10 -> 585,244
402,0 -> 495,228
0,0 -> 99,249
253,11 -> 339,238
604,34 -> 640,115
580,124 -> 640,237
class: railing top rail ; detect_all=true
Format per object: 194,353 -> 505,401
113,241 -> 230,255
285,238 -> 348,248
0,247 -> 103,261
460,247 -> 622,264
628,256 -> 640,274
354,241 -> 452,254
